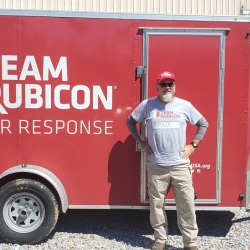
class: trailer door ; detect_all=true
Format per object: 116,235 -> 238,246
139,28 -> 228,205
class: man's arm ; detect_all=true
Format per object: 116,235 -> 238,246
181,116 -> 209,159
126,115 -> 153,155
126,115 -> 140,138
193,116 -> 209,142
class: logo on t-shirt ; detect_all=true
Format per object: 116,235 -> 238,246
151,110 -> 181,119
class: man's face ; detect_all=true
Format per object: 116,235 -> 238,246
156,79 -> 176,103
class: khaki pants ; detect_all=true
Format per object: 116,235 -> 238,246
147,160 -> 198,248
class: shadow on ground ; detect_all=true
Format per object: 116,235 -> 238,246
0,209 -> 249,249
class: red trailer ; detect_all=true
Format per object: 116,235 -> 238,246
0,9 -> 249,244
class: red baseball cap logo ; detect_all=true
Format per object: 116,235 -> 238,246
157,71 -> 175,84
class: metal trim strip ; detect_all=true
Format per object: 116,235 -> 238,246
0,9 -> 250,22
246,170 -> 250,209
139,27 -> 231,34
69,205 -> 244,211
142,199 -> 220,204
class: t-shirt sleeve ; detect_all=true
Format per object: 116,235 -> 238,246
131,100 -> 147,123
187,102 -> 202,125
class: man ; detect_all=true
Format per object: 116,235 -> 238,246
126,71 -> 208,250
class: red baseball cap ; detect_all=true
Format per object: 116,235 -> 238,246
157,71 -> 175,84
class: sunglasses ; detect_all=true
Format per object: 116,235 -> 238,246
158,82 -> 175,88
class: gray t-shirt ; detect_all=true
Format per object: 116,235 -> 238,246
131,96 -> 202,166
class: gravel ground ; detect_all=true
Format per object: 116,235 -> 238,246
0,209 -> 249,250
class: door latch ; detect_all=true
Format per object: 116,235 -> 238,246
135,141 -> 141,152
136,66 -> 146,77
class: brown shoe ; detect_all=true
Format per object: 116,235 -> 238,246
183,247 -> 198,250
151,241 -> 166,250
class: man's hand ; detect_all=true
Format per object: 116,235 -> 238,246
181,144 -> 196,159
140,140 -> 153,155
135,136 -> 153,156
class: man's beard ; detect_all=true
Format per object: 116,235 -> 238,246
162,93 -> 173,102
